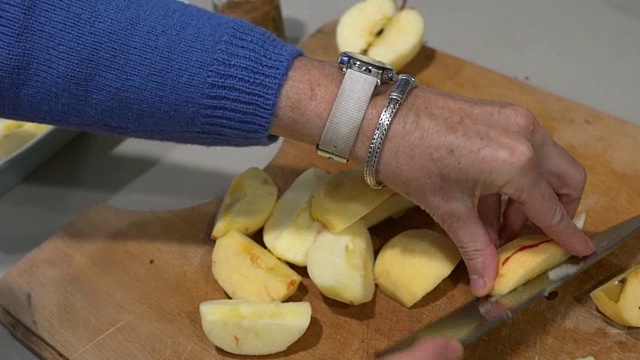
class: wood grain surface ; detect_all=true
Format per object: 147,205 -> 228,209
1,21 -> 639,359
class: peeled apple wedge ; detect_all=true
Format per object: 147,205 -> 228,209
590,264 -> 640,327
306,221 -> 375,305
0,120 -> 51,160
199,300 -> 312,355
360,193 -> 416,228
211,231 -> 301,302
311,168 -> 394,233
336,0 -> 425,70
374,229 -> 461,308
211,167 -> 278,239
263,168 -> 328,266
491,234 -> 571,296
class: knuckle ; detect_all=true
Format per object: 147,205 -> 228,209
509,107 -> 539,135
548,202 -> 567,228
456,242 -> 488,264
507,139 -> 536,169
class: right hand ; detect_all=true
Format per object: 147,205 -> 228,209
371,86 -> 594,297
272,57 -> 594,297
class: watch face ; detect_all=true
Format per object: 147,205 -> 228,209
338,51 -> 394,72
337,51 -> 396,84
338,51 -> 391,68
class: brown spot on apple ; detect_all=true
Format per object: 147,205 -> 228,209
249,252 -> 264,268
287,279 -> 298,291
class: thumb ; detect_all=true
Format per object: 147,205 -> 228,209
381,337 -> 463,360
438,207 -> 498,297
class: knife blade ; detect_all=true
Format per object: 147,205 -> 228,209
376,214 -> 640,358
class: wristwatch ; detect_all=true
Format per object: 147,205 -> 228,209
316,52 -> 396,163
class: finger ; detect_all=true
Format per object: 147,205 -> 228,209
381,337 -> 463,360
498,198 -> 528,244
437,206 -> 498,297
478,194 -> 501,246
534,130 -> 587,220
507,172 -> 594,256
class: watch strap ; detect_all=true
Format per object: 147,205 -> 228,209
317,69 -> 379,163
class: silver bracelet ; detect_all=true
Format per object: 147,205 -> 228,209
364,74 -> 417,189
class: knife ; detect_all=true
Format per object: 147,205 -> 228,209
376,214 -> 640,358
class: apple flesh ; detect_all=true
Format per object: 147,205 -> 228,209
374,229 -> 461,308
336,0 -> 425,70
211,167 -> 278,240
306,221 -> 375,305
590,265 -> 640,327
211,230 -> 301,302
263,168 -> 329,266
199,300 -> 312,355
0,120 -> 51,160
491,234 -> 571,296
311,168 -> 394,233
360,193 -> 416,228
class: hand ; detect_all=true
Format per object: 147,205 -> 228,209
370,86 -> 595,296
272,57 -> 595,297
380,337 -> 463,360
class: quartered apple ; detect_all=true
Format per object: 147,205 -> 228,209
374,229 -> 461,307
490,213 -> 587,296
263,168 -> 328,266
491,234 -> 571,296
199,300 -> 312,355
590,264 -> 640,327
336,0 -> 425,70
360,192 -> 416,228
211,230 -> 301,302
306,221 -> 376,305
210,167 -> 278,239
0,119 -> 51,160
311,168 -> 394,233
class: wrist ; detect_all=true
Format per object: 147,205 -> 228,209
349,86 -> 392,166
270,55 -> 394,169
270,56 -> 343,145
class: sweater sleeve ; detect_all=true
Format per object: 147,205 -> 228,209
0,0 -> 304,146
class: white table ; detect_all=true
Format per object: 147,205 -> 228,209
2,0 -> 639,358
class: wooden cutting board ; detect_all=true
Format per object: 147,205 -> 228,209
2,21 -> 639,359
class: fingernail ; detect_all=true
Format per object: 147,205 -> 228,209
470,275 -> 486,295
587,238 -> 596,253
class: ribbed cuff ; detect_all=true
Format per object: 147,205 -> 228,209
197,18 -> 304,146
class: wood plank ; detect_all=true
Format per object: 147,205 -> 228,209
1,21 -> 639,359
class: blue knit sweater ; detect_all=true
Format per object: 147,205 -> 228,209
0,0 -> 303,146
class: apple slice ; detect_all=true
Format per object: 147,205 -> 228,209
360,193 -> 415,228
199,300 -> 312,355
0,121 -> 51,160
590,264 -> 640,327
491,234 -> 571,296
306,221 -> 375,305
211,167 -> 278,239
374,229 -> 461,308
263,168 -> 329,266
211,231 -> 301,302
311,168 -> 394,233
336,0 -> 425,70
